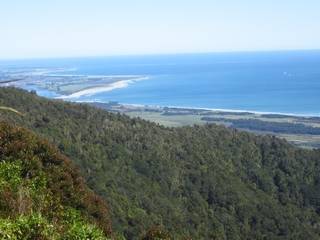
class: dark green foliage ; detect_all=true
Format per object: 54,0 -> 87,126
0,121 -> 112,239
141,226 -> 172,240
202,117 -> 320,135
1,87 -> 320,239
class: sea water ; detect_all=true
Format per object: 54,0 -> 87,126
1,50 -> 320,116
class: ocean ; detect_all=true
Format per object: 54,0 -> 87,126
1,50 -> 320,116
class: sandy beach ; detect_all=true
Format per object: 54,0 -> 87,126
56,76 -> 148,99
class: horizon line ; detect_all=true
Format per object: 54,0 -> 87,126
1,48 -> 320,62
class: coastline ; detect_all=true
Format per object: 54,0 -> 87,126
85,100 -> 320,149
55,76 -> 148,99
161,106 -> 320,118
79,100 -> 320,118
1,85 -> 320,148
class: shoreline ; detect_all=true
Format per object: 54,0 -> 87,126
80,100 -> 320,118
55,76 -> 149,99
87,100 -> 320,148
160,105 -> 320,118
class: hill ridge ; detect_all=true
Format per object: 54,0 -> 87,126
1,87 -> 320,239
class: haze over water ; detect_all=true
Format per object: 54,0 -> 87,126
1,50 -> 320,116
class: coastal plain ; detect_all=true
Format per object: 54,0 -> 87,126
91,102 -> 320,149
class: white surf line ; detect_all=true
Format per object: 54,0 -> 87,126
161,105 -> 320,117
56,76 -> 148,99
109,103 -> 320,118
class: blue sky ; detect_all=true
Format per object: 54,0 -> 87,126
1,0 -> 320,59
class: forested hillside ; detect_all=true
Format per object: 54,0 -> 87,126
0,122 -> 112,239
1,87 -> 320,239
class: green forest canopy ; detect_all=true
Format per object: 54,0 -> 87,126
0,122 -> 112,239
1,87 -> 320,239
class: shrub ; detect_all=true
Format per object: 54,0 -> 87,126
0,213 -> 57,240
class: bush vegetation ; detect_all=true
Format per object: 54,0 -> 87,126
0,121 -> 112,239
1,87 -> 320,239
202,116 -> 320,135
